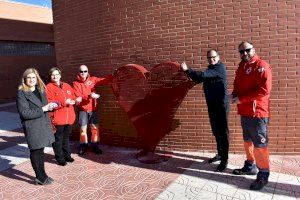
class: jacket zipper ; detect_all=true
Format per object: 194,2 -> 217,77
61,84 -> 69,124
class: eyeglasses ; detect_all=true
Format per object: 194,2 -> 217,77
239,48 -> 252,54
79,70 -> 88,73
26,76 -> 36,80
207,56 -> 218,59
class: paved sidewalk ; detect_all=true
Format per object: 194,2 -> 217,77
0,103 -> 299,199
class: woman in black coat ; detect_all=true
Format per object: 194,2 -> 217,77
17,68 -> 57,185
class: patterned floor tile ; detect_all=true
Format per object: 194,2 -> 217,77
233,188 -> 273,200
0,102 -> 300,200
156,183 -> 198,200
194,190 -> 233,200
272,191 -> 297,200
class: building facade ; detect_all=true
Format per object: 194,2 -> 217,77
0,1 -> 56,102
52,0 -> 300,154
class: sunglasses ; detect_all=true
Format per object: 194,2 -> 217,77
79,70 -> 88,73
239,48 -> 252,54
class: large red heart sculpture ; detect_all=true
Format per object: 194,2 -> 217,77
112,62 -> 193,163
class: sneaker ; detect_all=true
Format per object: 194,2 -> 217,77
208,155 -> 221,163
250,179 -> 268,190
216,161 -> 228,172
92,146 -> 102,154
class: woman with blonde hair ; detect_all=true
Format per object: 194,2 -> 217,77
46,67 -> 76,166
17,68 -> 57,185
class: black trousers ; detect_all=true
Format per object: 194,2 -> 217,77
208,102 -> 229,162
30,148 -> 47,181
52,125 -> 72,162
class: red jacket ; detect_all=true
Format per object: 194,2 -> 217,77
232,55 -> 272,117
73,74 -> 113,112
46,82 -> 76,125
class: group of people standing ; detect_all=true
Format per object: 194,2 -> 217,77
181,41 -> 272,190
16,40 -> 271,191
16,65 -> 112,185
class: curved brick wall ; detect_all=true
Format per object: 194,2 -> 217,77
52,1 -> 300,154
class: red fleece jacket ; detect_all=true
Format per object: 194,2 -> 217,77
232,55 -> 272,117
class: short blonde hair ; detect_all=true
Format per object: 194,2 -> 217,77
18,68 -> 46,92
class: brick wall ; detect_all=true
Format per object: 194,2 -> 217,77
52,0 -> 300,154
0,55 -> 56,102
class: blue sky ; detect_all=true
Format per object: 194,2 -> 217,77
9,0 -> 52,8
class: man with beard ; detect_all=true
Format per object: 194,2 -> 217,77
181,49 -> 229,172
231,41 -> 272,190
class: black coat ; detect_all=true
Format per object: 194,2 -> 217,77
185,61 -> 228,107
17,88 -> 55,150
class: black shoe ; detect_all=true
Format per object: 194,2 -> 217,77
78,143 -> 88,156
233,160 -> 258,175
92,146 -> 102,154
65,157 -> 75,162
47,177 -> 54,183
250,179 -> 268,190
233,167 -> 258,175
208,155 -> 221,163
78,148 -> 86,156
34,177 -> 53,185
56,159 -> 67,166
216,161 -> 228,172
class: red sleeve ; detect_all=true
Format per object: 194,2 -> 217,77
45,85 -> 54,102
94,74 -> 113,87
46,85 -> 65,108
73,81 -> 89,100
69,84 -> 77,100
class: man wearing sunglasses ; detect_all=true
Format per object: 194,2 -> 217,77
73,65 -> 113,156
230,41 -> 272,190
181,49 -> 229,172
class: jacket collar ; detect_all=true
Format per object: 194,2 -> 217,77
248,55 -> 259,64
208,61 -> 222,69
23,88 -> 46,107
48,82 -> 63,88
242,54 -> 259,65
76,74 -> 90,83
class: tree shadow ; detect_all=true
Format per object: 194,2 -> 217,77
0,135 -> 57,185
0,142 -> 34,184
0,162 -> 35,185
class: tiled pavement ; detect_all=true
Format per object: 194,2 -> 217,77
0,102 -> 299,200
